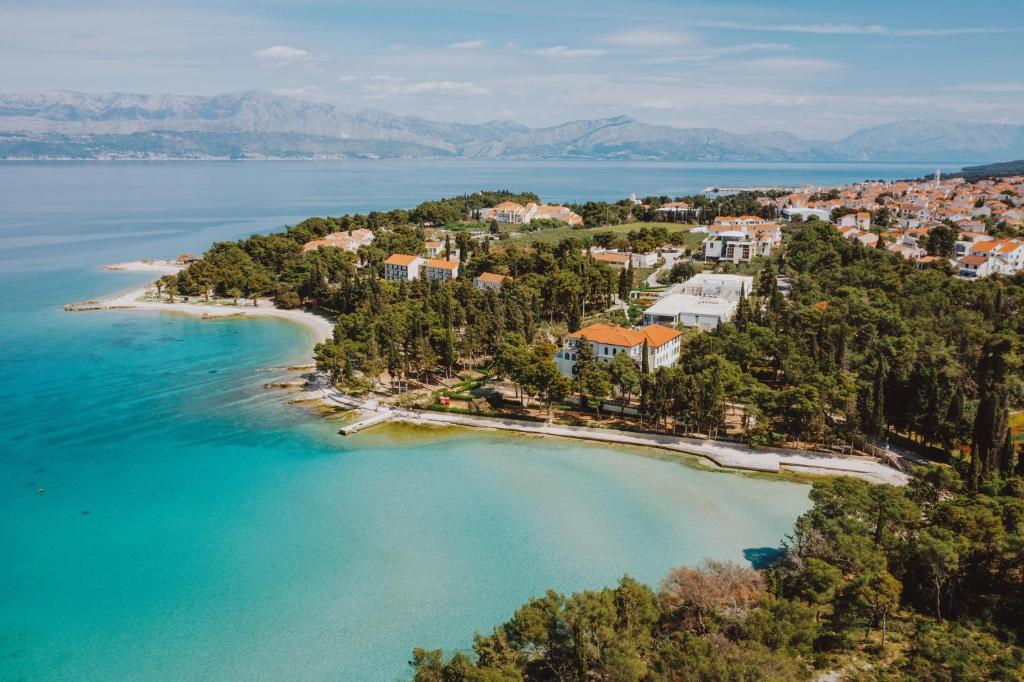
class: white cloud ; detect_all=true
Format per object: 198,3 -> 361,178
952,82 -> 1024,93
730,57 -> 842,77
448,40 -> 485,49
352,78 -> 490,96
273,86 -> 317,97
529,46 -> 606,58
404,80 -> 490,95
637,99 -> 677,110
601,30 -> 695,48
692,20 -> 1007,37
338,74 -> 403,83
253,45 -> 314,62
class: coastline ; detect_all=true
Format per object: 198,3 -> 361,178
67,261 -> 335,346
79,261 -> 907,487
308,388 -> 910,486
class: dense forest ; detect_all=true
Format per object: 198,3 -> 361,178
169,194 -> 1023,479
409,465 -> 1024,681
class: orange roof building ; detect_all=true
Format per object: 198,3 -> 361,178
555,323 -> 683,376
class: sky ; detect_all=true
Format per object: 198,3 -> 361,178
1,0 -> 1022,139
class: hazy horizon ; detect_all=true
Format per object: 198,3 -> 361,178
1,0 -> 1022,138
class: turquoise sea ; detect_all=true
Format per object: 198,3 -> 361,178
0,160 -> 941,680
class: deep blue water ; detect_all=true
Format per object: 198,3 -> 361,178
0,160 -> 937,680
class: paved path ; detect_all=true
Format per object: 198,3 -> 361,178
323,393 -> 908,485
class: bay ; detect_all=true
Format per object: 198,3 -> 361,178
0,160 -> 931,680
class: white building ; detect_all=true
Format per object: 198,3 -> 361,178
474,272 -> 510,291
676,273 -> 753,300
477,201 -> 583,226
302,228 -> 375,253
643,294 -> 738,330
702,230 -> 770,263
424,258 -> 459,281
384,253 -> 425,281
782,206 -> 831,221
554,323 -> 682,377
958,255 -> 994,278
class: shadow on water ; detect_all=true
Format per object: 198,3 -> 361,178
743,546 -> 784,569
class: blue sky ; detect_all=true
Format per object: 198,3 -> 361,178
2,0 -> 1022,138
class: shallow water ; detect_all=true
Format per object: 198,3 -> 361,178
0,160 -> 932,680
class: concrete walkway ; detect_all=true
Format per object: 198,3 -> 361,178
325,394 -> 908,485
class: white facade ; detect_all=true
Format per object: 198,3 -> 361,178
702,231 -> 771,262
643,294 -> 738,330
384,255 -> 425,281
553,324 -> 682,377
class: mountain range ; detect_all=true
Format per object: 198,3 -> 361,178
2,90 -> 1023,163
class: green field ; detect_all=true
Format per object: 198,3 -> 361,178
503,221 -> 701,247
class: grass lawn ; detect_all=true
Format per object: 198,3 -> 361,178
1010,411 -> 1024,442
503,221 -> 700,247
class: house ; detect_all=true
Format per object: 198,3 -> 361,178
838,213 -> 871,230
702,230 -> 770,262
654,201 -> 695,220
477,201 -> 583,226
474,272 -> 510,291
642,294 -> 738,330
958,254 -> 994,278
676,273 -> 753,300
424,240 -> 445,258
628,251 -> 660,268
384,253 -> 424,281
424,258 -> 459,281
554,323 -> 682,377
302,228 -> 375,253
592,252 -> 631,270
713,215 -> 769,227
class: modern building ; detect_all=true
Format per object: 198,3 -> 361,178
702,230 -> 771,262
554,323 -> 682,377
473,272 -> 510,291
384,253 -> 425,281
676,273 -> 753,300
643,294 -> 738,330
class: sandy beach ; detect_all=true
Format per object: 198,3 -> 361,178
68,261 -> 334,346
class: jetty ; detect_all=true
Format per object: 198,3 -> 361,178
339,411 -> 394,435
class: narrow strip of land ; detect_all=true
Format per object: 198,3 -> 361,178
314,389 -> 909,485
66,261 -> 334,344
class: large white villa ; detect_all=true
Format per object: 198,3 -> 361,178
554,323 -> 682,377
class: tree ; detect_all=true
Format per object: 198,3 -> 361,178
913,527 -> 967,621
579,363 -> 612,416
530,341 -> 571,415
618,263 -> 632,301
608,352 -> 640,415
160,274 -> 178,303
314,340 -> 347,384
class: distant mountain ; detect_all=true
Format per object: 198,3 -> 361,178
2,90 -> 1022,162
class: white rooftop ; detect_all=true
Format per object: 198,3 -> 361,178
644,293 -> 737,318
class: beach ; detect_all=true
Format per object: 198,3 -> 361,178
69,260 -> 335,345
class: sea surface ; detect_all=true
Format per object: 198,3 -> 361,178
0,160 -> 939,680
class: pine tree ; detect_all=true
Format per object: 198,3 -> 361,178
734,285 -> 749,330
